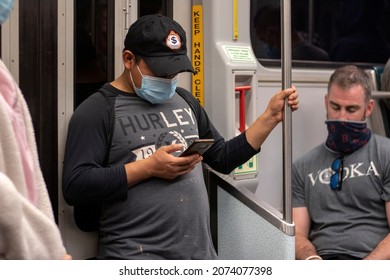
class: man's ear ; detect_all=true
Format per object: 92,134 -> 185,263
122,50 -> 135,69
365,99 -> 375,118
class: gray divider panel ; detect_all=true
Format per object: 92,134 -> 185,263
209,170 -> 295,260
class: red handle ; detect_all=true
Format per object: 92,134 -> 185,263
235,86 -> 252,133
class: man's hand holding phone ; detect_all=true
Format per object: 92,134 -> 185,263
179,139 -> 214,157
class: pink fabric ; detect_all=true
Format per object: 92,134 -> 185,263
0,63 -> 37,205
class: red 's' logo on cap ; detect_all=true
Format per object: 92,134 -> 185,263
166,30 -> 182,50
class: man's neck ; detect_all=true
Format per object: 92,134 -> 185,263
110,73 -> 135,94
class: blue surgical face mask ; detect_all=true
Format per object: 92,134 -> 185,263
0,0 -> 14,25
130,64 -> 178,104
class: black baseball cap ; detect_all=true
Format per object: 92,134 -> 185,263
124,14 -> 195,77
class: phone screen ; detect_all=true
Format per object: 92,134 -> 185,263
179,139 -> 214,157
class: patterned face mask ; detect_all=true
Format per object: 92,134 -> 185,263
0,0 -> 14,25
325,120 -> 371,155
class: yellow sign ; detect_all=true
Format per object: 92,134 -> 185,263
192,5 -> 204,106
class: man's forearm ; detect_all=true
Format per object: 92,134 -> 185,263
364,233 -> 390,260
295,233 -> 320,260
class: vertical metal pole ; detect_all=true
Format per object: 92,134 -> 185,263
281,0 -> 293,224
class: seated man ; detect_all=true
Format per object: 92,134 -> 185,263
292,65 -> 390,260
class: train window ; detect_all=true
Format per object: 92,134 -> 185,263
139,0 -> 173,17
75,0 -> 114,108
250,0 -> 390,66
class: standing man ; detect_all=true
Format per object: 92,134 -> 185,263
63,14 -> 298,259
293,65 -> 390,260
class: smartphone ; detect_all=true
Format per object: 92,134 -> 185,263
179,139 -> 215,157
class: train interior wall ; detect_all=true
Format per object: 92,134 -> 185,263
1,0 -> 390,259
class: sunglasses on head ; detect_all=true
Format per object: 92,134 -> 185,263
330,156 -> 344,191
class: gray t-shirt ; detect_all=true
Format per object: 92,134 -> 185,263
292,134 -> 390,258
100,89 -> 215,259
